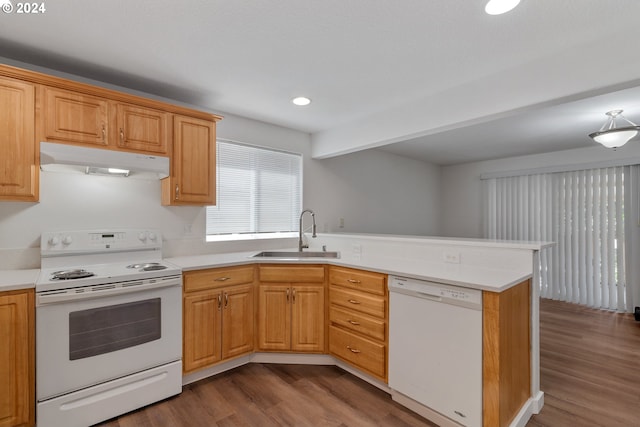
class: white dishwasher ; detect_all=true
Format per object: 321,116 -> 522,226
389,275 -> 482,427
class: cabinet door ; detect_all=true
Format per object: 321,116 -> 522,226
115,102 -> 169,154
0,77 -> 36,202
183,290 -> 222,373
42,86 -> 109,146
222,285 -> 254,359
0,290 -> 34,427
164,115 -> 215,205
291,284 -> 325,352
257,285 -> 290,351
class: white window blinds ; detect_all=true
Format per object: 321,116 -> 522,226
206,140 -> 302,239
484,166 -> 631,312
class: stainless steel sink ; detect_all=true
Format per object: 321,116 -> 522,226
252,251 -> 340,259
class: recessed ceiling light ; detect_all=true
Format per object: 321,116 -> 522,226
485,0 -> 521,15
292,97 -> 311,106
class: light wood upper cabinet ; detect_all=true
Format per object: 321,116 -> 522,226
162,115 -> 216,205
0,77 -> 37,202
114,102 -> 169,154
0,289 -> 35,427
41,86 -> 109,146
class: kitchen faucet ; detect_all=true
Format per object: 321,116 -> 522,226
298,209 -> 317,252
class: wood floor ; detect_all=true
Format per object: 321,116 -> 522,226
98,298 -> 640,427
97,363 -> 436,427
527,299 -> 640,427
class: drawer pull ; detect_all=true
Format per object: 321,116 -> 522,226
214,277 -> 230,282
347,319 -> 361,326
347,299 -> 361,305
347,279 -> 361,284
347,346 -> 361,354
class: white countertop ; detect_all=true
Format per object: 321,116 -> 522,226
168,250 -> 532,292
0,269 -> 39,292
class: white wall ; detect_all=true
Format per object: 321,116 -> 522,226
309,149 -> 441,235
440,143 -> 640,237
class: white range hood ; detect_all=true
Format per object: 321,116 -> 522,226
40,142 -> 170,179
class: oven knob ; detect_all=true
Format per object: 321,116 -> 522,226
48,236 -> 60,246
62,235 -> 73,245
138,232 -> 147,242
148,232 -> 157,241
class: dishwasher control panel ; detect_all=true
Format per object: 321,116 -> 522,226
388,275 -> 482,309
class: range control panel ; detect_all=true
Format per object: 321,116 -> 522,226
41,229 -> 162,256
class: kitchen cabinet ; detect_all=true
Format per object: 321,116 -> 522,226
0,289 -> 35,427
41,86 -> 110,147
0,76 -> 37,202
328,266 -> 388,381
41,87 -> 170,155
182,266 -> 254,374
162,115 -> 217,206
257,265 -> 325,352
113,102 -> 170,154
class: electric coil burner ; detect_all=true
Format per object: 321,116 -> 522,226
50,269 -> 95,280
35,228 -> 183,427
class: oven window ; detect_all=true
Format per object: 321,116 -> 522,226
69,298 -> 161,360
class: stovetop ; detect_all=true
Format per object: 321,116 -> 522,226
37,228 -> 181,292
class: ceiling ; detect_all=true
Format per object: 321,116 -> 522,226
1,0 -> 640,165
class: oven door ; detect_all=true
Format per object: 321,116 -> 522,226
36,277 -> 182,401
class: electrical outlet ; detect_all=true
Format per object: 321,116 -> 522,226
339,217 -> 345,228
443,251 -> 461,264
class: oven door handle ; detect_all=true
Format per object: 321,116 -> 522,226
36,277 -> 182,306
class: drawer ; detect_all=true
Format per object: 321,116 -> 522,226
184,265 -> 254,293
329,325 -> 386,380
330,267 -> 386,295
259,265 -> 325,283
330,305 -> 386,342
330,286 -> 386,319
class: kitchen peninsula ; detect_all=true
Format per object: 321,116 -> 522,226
169,232 -> 550,427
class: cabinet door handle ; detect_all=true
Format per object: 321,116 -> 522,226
217,294 -> 222,311
286,288 -> 290,303
224,292 -> 229,308
347,279 -> 361,284
214,277 -> 230,282
347,299 -> 361,305
175,185 -> 180,200
101,125 -> 106,143
347,319 -> 360,326
119,128 -> 124,144
347,346 -> 361,354
292,288 -> 296,303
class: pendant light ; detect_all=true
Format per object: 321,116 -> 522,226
485,0 -> 521,15
589,110 -> 640,149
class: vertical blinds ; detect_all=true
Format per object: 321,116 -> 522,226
484,166 -> 630,312
206,140 -> 302,237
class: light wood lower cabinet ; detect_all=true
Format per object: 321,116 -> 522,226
182,266 -> 254,374
0,77 -> 36,202
328,266 -> 388,382
257,265 -> 325,353
0,289 -> 35,427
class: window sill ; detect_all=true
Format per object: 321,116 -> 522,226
206,232 -> 298,243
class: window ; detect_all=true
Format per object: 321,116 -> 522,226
206,140 -> 302,241
483,166 -> 631,312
